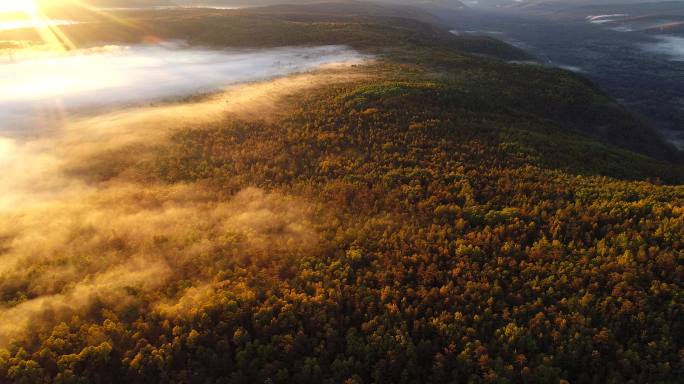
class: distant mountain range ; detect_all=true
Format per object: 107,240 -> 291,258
71,0 -> 466,10
508,1 -> 684,36
463,0 -> 683,10
512,0 -> 683,13
458,0 -> 683,35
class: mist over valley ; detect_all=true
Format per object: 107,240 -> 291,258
440,3 -> 684,150
0,44 -> 366,136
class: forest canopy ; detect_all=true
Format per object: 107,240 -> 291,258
0,4 -> 682,384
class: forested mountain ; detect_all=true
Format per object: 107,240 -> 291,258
69,0 -> 467,10
501,0 -> 684,9
25,2 -> 681,162
0,3 -> 682,383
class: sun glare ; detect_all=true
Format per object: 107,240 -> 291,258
0,0 -> 142,49
0,0 -> 38,13
0,0 -> 81,51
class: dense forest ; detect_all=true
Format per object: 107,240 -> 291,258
0,4 -> 683,383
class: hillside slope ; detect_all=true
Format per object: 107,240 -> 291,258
16,2 -> 680,161
0,5 -> 683,384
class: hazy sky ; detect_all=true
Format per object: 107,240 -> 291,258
470,0 -> 684,4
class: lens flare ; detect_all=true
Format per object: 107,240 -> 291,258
0,0 -> 78,51
0,0 -> 38,13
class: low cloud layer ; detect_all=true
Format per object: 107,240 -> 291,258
0,43 -> 367,136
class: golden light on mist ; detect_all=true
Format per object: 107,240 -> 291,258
0,0 -> 77,50
0,0 -> 142,51
0,0 -> 372,345
0,70 -> 361,343
0,0 -> 147,136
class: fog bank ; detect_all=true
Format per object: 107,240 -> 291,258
0,44 -> 367,136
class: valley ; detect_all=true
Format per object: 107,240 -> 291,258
439,6 -> 684,151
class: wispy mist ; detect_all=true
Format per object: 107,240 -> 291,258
0,52 -> 369,345
642,36 -> 684,61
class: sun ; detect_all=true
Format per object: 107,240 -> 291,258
0,0 -> 137,51
0,0 -> 78,51
0,0 -> 38,13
